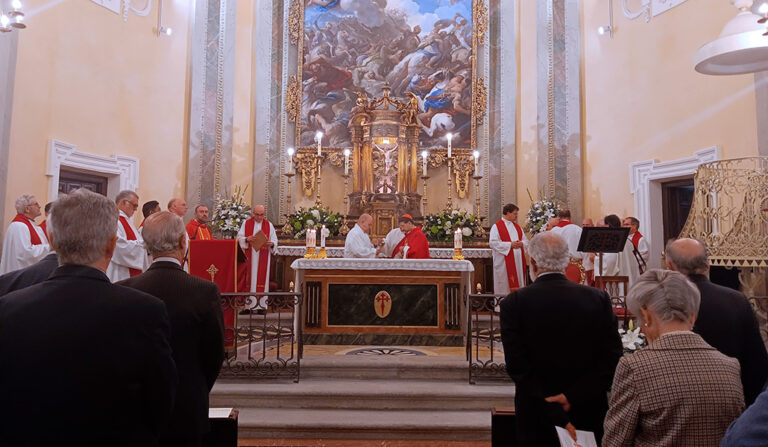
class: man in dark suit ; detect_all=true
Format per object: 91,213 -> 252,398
0,189 -> 177,446
501,231 -> 623,447
667,238 -> 768,405
119,211 -> 224,447
0,251 -> 58,296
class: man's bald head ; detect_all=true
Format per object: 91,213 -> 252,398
358,213 -> 373,233
666,238 -> 708,276
253,205 -> 265,223
582,218 -> 594,227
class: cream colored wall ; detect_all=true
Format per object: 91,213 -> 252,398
4,0 -> 191,227
581,1 -> 759,221
231,0 -> 255,197
516,0 -> 538,214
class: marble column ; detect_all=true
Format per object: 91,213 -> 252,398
186,0 -> 237,217
0,32 -> 18,248
537,0 -> 583,221
489,0 -> 516,223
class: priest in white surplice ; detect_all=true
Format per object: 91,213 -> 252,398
489,204 -> 529,295
344,214 -> 380,258
595,214 -> 639,292
549,209 -> 584,261
106,190 -> 148,282
0,195 -> 50,274
237,205 -> 278,312
379,221 -> 406,258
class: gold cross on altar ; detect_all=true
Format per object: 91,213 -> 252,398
206,264 -> 219,282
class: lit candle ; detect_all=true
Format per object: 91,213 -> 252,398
473,150 -> 479,176
320,225 -> 327,248
306,227 -> 312,248
343,149 -> 350,176
311,228 -> 317,247
421,150 -> 428,176
447,133 -> 453,158
454,227 -> 463,249
316,131 -> 323,157
287,147 -> 295,174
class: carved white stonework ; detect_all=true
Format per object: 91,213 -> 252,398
291,258 -> 475,272
45,139 -> 140,202
629,146 -> 719,269
276,246 -> 491,259
651,0 -> 687,17
90,0 -> 121,14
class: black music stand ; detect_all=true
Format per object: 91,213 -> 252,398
577,227 -> 630,276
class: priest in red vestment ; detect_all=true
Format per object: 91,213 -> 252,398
489,204 -> 528,295
187,205 -> 213,240
237,205 -> 278,312
622,216 -> 649,265
39,202 -> 53,239
0,195 -> 50,274
391,214 -> 430,259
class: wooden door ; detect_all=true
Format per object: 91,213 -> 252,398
58,170 -> 108,196
661,178 -> 694,243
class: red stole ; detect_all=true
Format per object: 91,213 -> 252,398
39,220 -> 48,239
495,219 -> 526,290
244,218 -> 272,293
187,220 -> 212,240
12,214 -> 43,245
631,231 -> 643,248
555,220 -> 574,228
391,227 -> 429,259
118,216 -> 142,277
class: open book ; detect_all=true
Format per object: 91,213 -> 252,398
555,426 -> 598,447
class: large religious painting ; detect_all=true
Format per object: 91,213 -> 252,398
299,0 -> 474,150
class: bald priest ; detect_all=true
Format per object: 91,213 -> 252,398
344,214 -> 381,258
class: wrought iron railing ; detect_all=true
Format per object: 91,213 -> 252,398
219,291 -> 302,382
467,293 -> 510,384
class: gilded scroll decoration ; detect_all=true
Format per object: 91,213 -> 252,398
453,155 -> 474,199
473,78 -> 487,125
286,75 -> 301,123
288,0 -> 303,46
474,1 -> 488,44
294,152 -> 318,197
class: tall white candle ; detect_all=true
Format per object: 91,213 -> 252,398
316,132 -> 323,157
421,150 -> 428,176
343,149 -> 350,176
287,147 -> 295,174
454,227 -> 462,249
473,150 -> 479,176
320,225 -> 327,248
306,227 -> 312,248
447,133 -> 453,158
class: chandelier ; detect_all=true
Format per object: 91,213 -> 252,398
1,0 -> 26,33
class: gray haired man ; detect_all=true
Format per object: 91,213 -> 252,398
0,194 -> 50,274
106,189 -> 147,282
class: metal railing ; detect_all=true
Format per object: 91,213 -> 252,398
219,291 -> 302,382
467,293 -> 511,384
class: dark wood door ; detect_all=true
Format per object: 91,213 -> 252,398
58,170 -> 108,196
661,178 -> 694,244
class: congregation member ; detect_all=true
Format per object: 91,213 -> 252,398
39,201 -> 53,238
603,269 -> 744,447
106,190 -> 147,282
501,232 -> 622,446
489,203 -> 528,295
666,238 -> 768,405
344,213 -> 380,258
0,244 -> 58,296
0,194 -> 50,274
622,216 -> 650,265
0,189 -> 177,445
140,199 -> 161,228
550,209 -> 583,260
187,204 -> 214,240
720,387 -> 768,446
595,214 -> 639,285
119,211 -> 225,446
379,219 -> 406,257
390,214 -> 429,259
238,205 -> 278,312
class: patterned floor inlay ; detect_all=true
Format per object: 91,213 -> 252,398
344,347 -> 428,356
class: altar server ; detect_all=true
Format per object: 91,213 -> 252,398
187,205 -> 213,240
391,214 -> 430,259
549,209 -> 583,260
106,190 -> 147,282
0,195 -> 50,274
238,205 -> 278,312
489,203 -> 528,295
344,213 -> 379,258
595,214 -> 639,287
623,216 -> 650,264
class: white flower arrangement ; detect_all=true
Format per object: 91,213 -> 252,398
618,320 -> 647,353
211,185 -> 252,239
524,189 -> 562,235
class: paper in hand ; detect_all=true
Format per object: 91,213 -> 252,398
555,426 -> 598,447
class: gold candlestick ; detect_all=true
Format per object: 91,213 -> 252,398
421,174 -> 430,215
282,171 -> 296,235
340,173 -> 351,235
472,174 -> 486,238
315,153 -> 323,207
446,156 -> 454,210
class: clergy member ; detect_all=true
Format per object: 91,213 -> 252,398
237,205 -> 278,312
595,214 -> 639,287
489,203 -> 528,295
390,214 -> 429,259
344,213 -> 379,258
39,202 -> 53,239
622,216 -> 649,264
139,200 -> 161,229
549,209 -> 583,260
169,197 -> 191,271
379,220 -> 406,257
106,190 -> 147,282
187,205 -> 213,240
0,195 -> 50,274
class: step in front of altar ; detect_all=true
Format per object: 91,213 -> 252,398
212,355 -> 515,441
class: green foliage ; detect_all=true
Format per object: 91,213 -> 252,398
422,210 -> 481,242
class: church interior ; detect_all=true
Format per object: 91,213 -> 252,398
1,0 -> 767,445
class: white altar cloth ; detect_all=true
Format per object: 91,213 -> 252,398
278,246 -> 491,259
290,258 -> 474,272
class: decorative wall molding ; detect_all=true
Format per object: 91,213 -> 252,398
629,145 -> 719,268
45,139 -> 140,202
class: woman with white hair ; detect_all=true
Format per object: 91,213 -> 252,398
603,269 -> 745,447
0,195 -> 50,274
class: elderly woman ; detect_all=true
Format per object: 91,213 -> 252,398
603,269 -> 744,447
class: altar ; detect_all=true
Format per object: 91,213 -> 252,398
291,258 -> 474,346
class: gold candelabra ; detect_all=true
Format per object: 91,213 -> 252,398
421,174 -> 430,215
446,156 -> 454,210
282,171 -> 295,235
340,173 -> 351,235
315,153 -> 323,207
472,174 -> 487,238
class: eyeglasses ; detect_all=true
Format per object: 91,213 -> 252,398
128,201 -> 139,208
